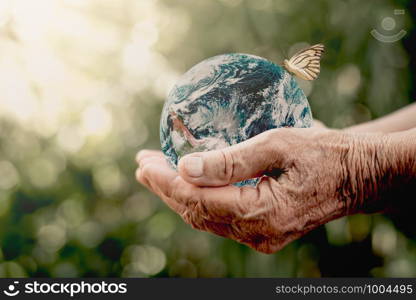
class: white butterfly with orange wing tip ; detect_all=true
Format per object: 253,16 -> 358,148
283,44 -> 325,81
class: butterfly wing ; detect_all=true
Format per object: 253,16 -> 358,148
283,44 -> 324,81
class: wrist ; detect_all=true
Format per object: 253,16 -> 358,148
384,129 -> 416,212
389,129 -> 416,174
342,130 -> 416,214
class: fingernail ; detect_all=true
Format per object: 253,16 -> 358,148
182,156 -> 204,177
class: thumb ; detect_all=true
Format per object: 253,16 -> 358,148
177,131 -> 280,186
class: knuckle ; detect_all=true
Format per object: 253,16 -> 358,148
180,210 -> 192,225
254,241 -> 280,254
168,176 -> 183,199
135,168 -> 142,182
264,128 -> 280,139
136,150 -> 149,162
258,130 -> 280,156
172,182 -> 206,229
139,164 -> 153,181
136,172 -> 148,188
181,209 -> 203,230
171,178 -> 199,204
203,222 -> 230,238
266,127 -> 288,141
229,222 -> 246,239
238,187 -> 264,218
218,148 -> 235,183
193,198 -> 210,219
249,233 -> 283,254
139,156 -> 160,167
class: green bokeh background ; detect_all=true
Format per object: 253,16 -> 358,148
0,0 -> 415,277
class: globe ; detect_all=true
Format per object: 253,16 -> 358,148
160,53 -> 313,186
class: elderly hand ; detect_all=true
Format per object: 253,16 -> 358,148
135,127 -> 414,253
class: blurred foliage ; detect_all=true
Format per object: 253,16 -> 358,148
0,0 -> 415,277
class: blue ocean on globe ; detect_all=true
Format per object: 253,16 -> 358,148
160,53 -> 313,186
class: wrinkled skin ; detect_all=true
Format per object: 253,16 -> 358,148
135,127 -> 415,254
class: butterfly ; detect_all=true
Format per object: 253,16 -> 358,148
283,44 -> 325,81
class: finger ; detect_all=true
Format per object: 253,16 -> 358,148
135,168 -> 149,188
176,183 -> 262,224
139,158 -> 288,253
138,163 -> 245,242
138,160 -> 289,250
138,161 -> 236,236
136,159 -> 186,214
138,156 -> 262,223
177,130 -> 281,186
135,150 -> 163,165
138,156 -> 166,168
135,156 -> 168,189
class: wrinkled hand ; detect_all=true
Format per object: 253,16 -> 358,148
135,128 -> 399,253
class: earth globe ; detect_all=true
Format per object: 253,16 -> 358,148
160,44 -> 324,186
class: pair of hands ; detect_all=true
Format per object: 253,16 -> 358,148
135,125 -> 404,253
